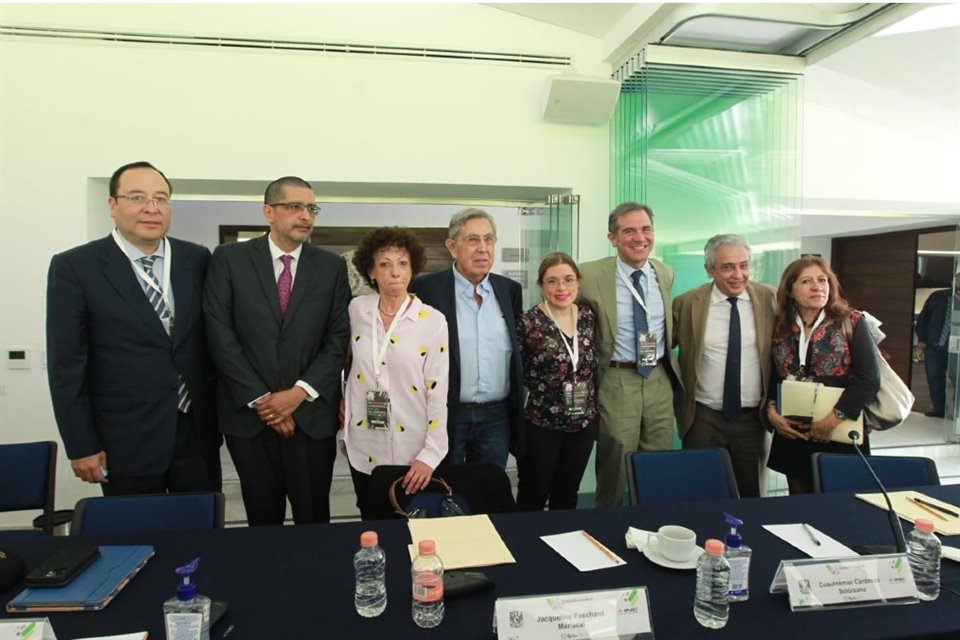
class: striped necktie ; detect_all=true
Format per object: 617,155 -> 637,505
138,255 -> 192,413
631,269 -> 652,378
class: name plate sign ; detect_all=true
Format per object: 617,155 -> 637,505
0,618 -> 58,639
769,554 -> 917,611
495,587 -> 652,640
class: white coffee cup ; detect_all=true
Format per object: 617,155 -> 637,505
645,525 -> 697,562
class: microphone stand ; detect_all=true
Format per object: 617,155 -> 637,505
849,430 -> 907,555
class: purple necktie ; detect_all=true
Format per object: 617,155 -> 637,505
278,254 -> 293,317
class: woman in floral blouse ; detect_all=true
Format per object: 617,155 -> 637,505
516,252 -> 599,511
766,256 -> 880,494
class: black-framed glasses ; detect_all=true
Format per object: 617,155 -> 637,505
115,194 -> 171,208
268,202 -> 321,216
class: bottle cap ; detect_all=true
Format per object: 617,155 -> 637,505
705,539 -> 725,556
914,518 -> 935,533
724,512 -> 743,549
174,557 -> 201,601
418,539 -> 436,555
361,531 -> 379,547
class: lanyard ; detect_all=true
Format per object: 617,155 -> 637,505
371,294 -> 412,379
111,229 -> 172,315
796,310 -> 826,371
616,265 -> 648,314
542,302 -> 579,372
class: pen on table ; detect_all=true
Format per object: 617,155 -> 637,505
581,530 -> 618,563
802,523 -> 821,546
222,624 -> 235,638
907,497 -> 948,522
913,497 -> 959,518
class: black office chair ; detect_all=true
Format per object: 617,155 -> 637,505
0,441 -> 58,534
363,463 -> 516,520
626,448 -> 740,506
812,453 -> 940,493
71,492 -> 226,535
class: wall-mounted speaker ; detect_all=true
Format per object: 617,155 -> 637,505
541,74 -> 621,125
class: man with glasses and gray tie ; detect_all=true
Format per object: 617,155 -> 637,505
672,235 -> 777,497
47,161 -> 222,495
204,176 -> 350,525
578,202 -> 680,507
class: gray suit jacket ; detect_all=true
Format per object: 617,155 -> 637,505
578,256 -> 680,382
672,280 -> 777,436
203,234 -> 351,439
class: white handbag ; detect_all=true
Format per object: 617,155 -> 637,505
862,356 -> 914,431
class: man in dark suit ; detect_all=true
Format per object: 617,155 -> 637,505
410,208 -> 523,468
672,234 -> 777,497
47,161 -> 221,495
916,271 -> 960,418
203,176 -> 350,525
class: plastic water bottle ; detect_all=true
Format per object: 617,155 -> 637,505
411,539 -> 444,628
907,518 -> 941,601
354,531 -> 387,617
694,539 -> 730,629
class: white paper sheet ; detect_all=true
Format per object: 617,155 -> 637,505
763,523 -> 859,558
541,530 -> 627,572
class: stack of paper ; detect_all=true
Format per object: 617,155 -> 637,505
406,514 -> 515,569
856,491 -> 960,536
779,380 -> 862,443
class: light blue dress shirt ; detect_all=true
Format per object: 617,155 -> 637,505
611,256 -> 666,363
452,266 -> 511,403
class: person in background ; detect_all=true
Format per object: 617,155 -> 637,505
915,271 -> 960,418
47,161 -> 221,495
578,202 -> 679,507
204,176 -> 350,525
409,208 -> 524,468
673,234 -> 777,498
516,253 -> 598,511
342,227 -> 449,519
766,256 -> 881,494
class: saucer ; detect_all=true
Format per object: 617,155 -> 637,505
642,545 -> 702,570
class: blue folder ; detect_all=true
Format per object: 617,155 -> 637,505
5,545 -> 154,612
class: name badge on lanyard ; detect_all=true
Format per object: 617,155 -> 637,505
616,266 -> 658,367
543,303 -> 588,416
365,295 -> 413,430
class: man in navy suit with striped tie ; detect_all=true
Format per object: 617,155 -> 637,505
47,161 -> 222,495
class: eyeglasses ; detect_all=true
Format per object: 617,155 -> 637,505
268,202 -> 321,216
542,276 -> 578,288
115,194 -> 171,208
460,234 -> 496,248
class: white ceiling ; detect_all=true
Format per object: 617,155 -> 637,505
485,3 -> 639,38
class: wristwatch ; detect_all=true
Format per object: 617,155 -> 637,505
833,408 -> 847,421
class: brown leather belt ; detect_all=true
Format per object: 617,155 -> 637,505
608,359 -> 664,370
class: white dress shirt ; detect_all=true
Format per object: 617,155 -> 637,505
695,284 -> 762,410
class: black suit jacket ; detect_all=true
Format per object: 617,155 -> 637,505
46,235 -> 220,476
916,289 -> 953,352
410,267 -> 525,457
203,235 -> 351,439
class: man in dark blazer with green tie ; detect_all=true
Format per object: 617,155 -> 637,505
204,176 -> 350,525
47,161 -> 221,495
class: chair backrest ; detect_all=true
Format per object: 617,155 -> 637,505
71,492 -> 225,536
812,453 -> 940,493
365,464 -> 516,520
0,441 -> 57,533
626,448 -> 740,506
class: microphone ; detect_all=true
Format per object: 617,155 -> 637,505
848,430 -> 907,555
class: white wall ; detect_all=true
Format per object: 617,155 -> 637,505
0,4 -> 611,525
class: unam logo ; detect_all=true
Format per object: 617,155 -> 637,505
509,610 -> 524,628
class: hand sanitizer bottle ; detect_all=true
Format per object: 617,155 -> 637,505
723,513 -> 752,602
164,558 -> 211,640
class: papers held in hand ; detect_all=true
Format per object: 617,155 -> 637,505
778,380 -> 862,444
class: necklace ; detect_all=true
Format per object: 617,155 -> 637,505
379,303 -> 398,317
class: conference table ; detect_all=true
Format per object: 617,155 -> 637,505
2,486 -> 958,639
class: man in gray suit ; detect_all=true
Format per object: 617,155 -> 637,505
204,176 -> 350,525
578,202 -> 679,507
672,234 -> 776,497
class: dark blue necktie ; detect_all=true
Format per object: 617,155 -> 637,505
631,270 -> 652,378
722,297 -> 741,420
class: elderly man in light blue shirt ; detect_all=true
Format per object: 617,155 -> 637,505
411,208 -> 524,468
